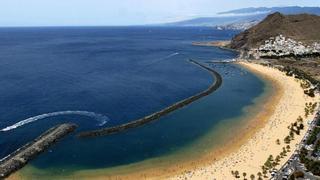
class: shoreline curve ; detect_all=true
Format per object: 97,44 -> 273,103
14,60 -> 316,180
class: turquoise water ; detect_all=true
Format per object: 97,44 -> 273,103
0,27 -> 265,176
24,63 -> 264,177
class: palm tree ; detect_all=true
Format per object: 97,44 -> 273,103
243,172 -> 247,180
283,151 -> 287,156
269,155 -> 274,161
284,136 -> 291,144
235,170 -> 240,178
250,174 -> 255,180
289,131 -> 294,139
297,116 -> 303,123
275,155 -> 281,164
286,145 -> 290,150
257,172 -> 263,180
263,170 -> 268,178
299,123 -> 304,130
280,152 -> 284,158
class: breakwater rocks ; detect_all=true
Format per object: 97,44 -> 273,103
0,123 -> 77,179
77,60 -> 222,138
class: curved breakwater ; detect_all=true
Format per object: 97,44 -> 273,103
78,60 -> 222,138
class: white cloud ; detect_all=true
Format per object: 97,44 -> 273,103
0,0 -> 319,26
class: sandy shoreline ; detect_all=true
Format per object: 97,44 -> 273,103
171,61 -> 319,179
10,61 -> 319,180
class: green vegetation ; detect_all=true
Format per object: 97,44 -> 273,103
284,116 -> 305,144
300,81 -> 311,89
283,66 -> 319,88
299,148 -> 320,176
306,127 -> 320,145
304,89 -> 316,98
305,102 -> 317,117
286,145 -> 291,152
297,116 -> 303,123
263,155 -> 275,170
275,155 -> 281,164
316,115 -> 320,126
257,172 -> 263,180
243,172 -> 247,180
284,136 -> 291,144
282,66 -> 320,97
260,114 -> 309,177
250,174 -> 255,180
231,170 -> 240,178
243,63 -> 320,178
312,140 -> 320,156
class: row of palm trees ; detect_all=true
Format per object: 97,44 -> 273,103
231,170 -> 263,180
257,115 -> 305,178
230,114 -> 304,179
305,102 -> 318,117
284,116 -> 305,144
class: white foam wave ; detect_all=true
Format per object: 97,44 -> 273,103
165,52 -> 179,59
0,111 -> 109,132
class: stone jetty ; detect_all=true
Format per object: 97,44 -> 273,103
0,123 -> 77,179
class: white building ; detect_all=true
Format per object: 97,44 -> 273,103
252,35 -> 320,58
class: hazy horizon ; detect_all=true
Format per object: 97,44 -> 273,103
0,0 -> 320,27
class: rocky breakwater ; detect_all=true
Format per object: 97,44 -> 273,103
77,60 -> 222,138
0,123 -> 77,179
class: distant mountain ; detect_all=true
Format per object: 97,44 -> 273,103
164,14 -> 263,27
215,20 -> 260,31
230,12 -> 320,50
164,6 -> 320,30
219,6 -> 320,16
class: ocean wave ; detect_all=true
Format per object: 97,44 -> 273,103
165,52 -> 179,59
0,111 -> 109,132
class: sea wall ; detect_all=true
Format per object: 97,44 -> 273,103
0,123 -> 77,179
77,60 -> 222,138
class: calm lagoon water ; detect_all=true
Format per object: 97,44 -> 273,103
0,27 -> 265,175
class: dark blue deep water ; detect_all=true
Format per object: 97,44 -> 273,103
0,27 -> 264,175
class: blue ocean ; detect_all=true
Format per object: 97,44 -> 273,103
0,27 -> 265,176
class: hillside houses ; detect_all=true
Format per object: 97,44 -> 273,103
247,35 -> 320,59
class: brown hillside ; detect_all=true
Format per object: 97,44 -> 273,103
230,12 -> 320,50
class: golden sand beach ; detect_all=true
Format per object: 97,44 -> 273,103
171,61 -> 319,179
10,61 -> 319,180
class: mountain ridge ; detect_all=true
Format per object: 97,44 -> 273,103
163,6 -> 320,30
219,6 -> 320,15
230,12 -> 320,50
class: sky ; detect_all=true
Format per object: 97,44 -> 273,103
0,0 -> 319,26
